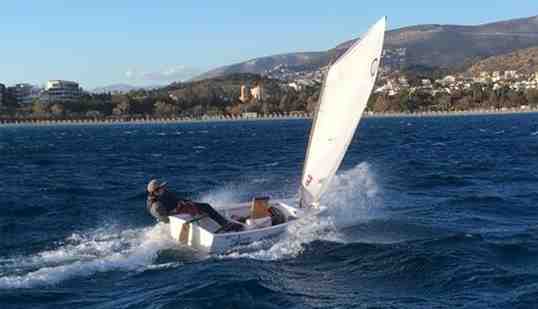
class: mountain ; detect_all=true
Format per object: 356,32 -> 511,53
193,15 -> 538,80
192,52 -> 332,81
467,46 -> 538,75
91,84 -> 162,94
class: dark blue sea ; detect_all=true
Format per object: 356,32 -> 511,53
1,115 -> 538,308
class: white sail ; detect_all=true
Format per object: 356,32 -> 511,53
300,17 -> 386,208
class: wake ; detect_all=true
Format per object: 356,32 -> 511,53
0,163 -> 381,288
0,224 -> 176,289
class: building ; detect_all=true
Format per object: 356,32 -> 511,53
504,70 -> 518,80
9,83 -> 38,105
241,112 -> 258,119
239,85 -> 250,103
250,84 -> 264,101
442,75 -> 457,85
43,80 -> 81,103
421,79 -> 433,88
398,76 -> 409,88
288,82 -> 301,91
0,83 -> 5,107
492,71 -> 502,82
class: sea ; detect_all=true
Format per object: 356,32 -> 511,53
1,114 -> 538,308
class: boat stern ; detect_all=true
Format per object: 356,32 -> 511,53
169,215 -> 217,251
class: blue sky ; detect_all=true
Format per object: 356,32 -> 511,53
1,1 -> 536,88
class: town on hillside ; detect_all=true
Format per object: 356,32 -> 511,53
1,65 -> 538,122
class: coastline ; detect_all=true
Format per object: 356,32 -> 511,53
1,107 -> 538,127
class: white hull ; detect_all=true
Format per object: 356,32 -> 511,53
169,202 -> 319,253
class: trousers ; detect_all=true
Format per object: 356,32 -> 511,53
175,202 -> 230,227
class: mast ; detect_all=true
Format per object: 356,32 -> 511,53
299,68 -> 328,208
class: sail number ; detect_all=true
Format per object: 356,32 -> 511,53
305,174 -> 313,186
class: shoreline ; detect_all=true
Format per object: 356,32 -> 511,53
1,108 -> 538,127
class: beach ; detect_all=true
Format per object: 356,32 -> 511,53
2,106 -> 538,126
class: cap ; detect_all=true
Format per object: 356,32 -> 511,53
147,179 -> 167,193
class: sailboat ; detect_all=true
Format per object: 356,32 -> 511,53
168,17 -> 387,253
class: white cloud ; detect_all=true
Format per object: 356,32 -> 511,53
125,65 -> 201,83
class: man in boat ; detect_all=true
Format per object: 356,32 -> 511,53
146,179 -> 243,232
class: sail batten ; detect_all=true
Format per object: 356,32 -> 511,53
300,17 -> 387,208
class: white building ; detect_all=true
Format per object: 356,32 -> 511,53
492,71 -> 502,82
250,84 -> 264,101
43,80 -> 81,103
242,112 -> 258,118
442,75 -> 457,85
504,70 -> 518,80
288,82 -> 300,91
239,85 -> 250,103
421,79 -> 433,88
10,83 -> 39,105
398,76 -> 409,88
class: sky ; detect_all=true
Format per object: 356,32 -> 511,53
1,1 -> 537,89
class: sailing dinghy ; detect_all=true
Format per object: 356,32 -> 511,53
168,17 -> 387,253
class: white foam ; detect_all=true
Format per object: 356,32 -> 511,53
221,163 -> 382,261
321,162 -> 382,227
223,213 -> 343,261
0,224 -> 175,289
199,186 -> 243,210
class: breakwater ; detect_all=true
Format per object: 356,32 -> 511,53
2,106 -> 538,126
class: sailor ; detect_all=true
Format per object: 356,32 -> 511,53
146,179 -> 243,232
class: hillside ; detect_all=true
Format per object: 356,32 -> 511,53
192,52 -> 331,81
163,73 -> 320,115
193,15 -> 538,80
467,46 -> 538,75
91,84 -> 162,94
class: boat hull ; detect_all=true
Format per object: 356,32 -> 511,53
169,202 -> 314,253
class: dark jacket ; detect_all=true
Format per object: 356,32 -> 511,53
147,190 -> 184,223
147,189 -> 231,227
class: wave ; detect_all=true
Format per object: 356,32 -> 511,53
0,163 -> 383,287
321,162 -> 383,226
0,224 -> 176,289
220,163 -> 383,260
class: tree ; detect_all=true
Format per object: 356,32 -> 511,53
398,90 -> 413,112
113,100 -> 131,115
526,89 -> 538,107
50,104 -> 65,116
154,101 -> 178,116
32,100 -> 49,116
